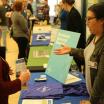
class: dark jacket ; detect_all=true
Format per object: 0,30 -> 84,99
70,34 -> 104,104
60,7 -> 86,48
0,57 -> 21,104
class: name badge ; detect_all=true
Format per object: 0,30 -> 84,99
88,61 -> 97,69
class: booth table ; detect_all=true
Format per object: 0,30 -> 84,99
18,72 -> 89,104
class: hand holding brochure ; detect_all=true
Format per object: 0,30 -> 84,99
16,58 -> 26,78
16,58 -> 27,89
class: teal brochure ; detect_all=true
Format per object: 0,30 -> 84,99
45,29 -> 80,84
27,46 -> 52,70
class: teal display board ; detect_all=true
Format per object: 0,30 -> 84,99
45,30 -> 80,84
27,46 -> 52,68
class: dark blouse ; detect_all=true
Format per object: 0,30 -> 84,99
60,7 -> 86,48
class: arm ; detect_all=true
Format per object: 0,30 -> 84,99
0,62 -> 21,96
54,45 -> 84,60
0,80 -> 21,96
0,57 -> 30,96
90,49 -> 104,104
70,48 -> 84,60
0,58 -> 21,96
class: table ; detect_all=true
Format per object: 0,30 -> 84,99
18,72 -> 89,104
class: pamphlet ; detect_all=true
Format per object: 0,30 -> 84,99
64,74 -> 81,84
22,99 -> 53,104
16,58 -> 27,89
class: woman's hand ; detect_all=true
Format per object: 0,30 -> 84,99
19,70 -> 30,85
54,45 -> 72,55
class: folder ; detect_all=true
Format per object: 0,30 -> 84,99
45,29 -> 81,84
27,46 -> 52,71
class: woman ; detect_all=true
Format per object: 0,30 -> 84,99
54,2 -> 104,104
0,0 -> 11,48
60,0 -> 86,71
11,1 -> 30,60
0,27 -> 30,104
0,56 -> 30,104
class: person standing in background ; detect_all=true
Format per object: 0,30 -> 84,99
22,0 -> 28,18
54,4 -> 62,25
60,0 -> 86,71
27,0 -> 33,15
11,1 -> 30,61
43,0 -> 50,24
0,0 -> 11,48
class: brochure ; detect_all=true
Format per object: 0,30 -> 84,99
16,58 -> 27,89
22,99 -> 53,104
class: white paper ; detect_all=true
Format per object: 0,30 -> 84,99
22,99 -> 53,104
65,74 -> 82,84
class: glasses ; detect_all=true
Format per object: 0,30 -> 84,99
85,17 -> 96,22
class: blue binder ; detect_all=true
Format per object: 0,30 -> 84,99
31,32 -> 51,46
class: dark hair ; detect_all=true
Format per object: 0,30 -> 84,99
88,2 -> 104,20
13,1 -> 23,12
62,0 -> 75,5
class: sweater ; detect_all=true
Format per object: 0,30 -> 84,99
0,57 -> 21,104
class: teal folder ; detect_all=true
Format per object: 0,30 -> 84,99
27,46 -> 52,71
45,29 -> 80,84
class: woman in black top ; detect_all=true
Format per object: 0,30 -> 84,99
60,0 -> 86,71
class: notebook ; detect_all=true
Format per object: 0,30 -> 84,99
45,29 -> 81,84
